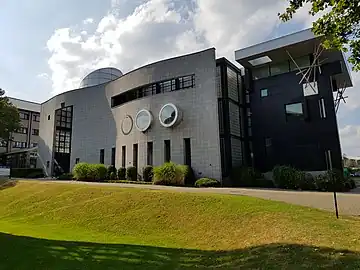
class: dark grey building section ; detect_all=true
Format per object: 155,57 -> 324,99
246,60 -> 343,172
236,29 -> 353,173
216,58 -> 250,178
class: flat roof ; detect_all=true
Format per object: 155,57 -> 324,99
235,28 -> 352,88
9,98 -> 41,113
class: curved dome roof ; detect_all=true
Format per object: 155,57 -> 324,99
79,67 -> 123,88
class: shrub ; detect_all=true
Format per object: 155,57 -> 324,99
57,173 -> 74,180
231,167 -> 257,187
316,169 -> 355,192
117,167 -> 126,180
109,172 -> 117,180
142,166 -> 153,182
179,165 -> 196,186
273,165 -> 305,189
107,165 -> 117,179
153,162 -> 185,186
73,163 -> 107,181
126,166 -> 137,181
298,173 -> 316,191
73,163 -> 91,180
195,178 -> 220,187
10,168 -> 44,178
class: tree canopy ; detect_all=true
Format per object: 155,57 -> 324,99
279,0 -> 360,71
0,89 -> 21,142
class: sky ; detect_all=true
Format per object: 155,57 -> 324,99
0,0 -> 359,157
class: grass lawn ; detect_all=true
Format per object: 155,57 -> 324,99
1,180 -> 360,269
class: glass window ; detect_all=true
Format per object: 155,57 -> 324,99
33,114 -> 40,122
260,88 -> 268,97
270,61 -> 289,76
32,129 -> 39,136
184,138 -> 191,166
135,109 -> 152,132
100,149 -> 104,164
290,55 -> 311,71
147,142 -> 153,166
111,147 -> 116,166
121,146 -> 126,168
164,140 -> 171,162
285,103 -> 303,116
159,104 -> 179,127
133,144 -> 138,168
253,66 -> 270,80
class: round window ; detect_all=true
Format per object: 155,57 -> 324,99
159,103 -> 179,127
121,115 -> 133,135
135,109 -> 153,132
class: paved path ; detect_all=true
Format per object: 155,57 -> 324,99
35,180 -> 360,216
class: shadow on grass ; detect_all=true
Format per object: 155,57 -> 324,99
0,180 -> 17,190
1,233 -> 360,269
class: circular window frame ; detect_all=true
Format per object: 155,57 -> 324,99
159,103 -> 179,128
121,115 -> 133,135
135,109 -> 153,132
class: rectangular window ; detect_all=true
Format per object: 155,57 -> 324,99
13,141 -> 27,148
31,143 -> 38,147
111,147 -> 116,166
122,146 -> 126,167
0,140 -> 8,147
100,149 -> 104,164
147,142 -> 153,166
265,138 -> 272,147
16,127 -> 28,134
253,66 -> 270,80
133,144 -> 138,168
260,88 -> 268,97
270,61 -> 289,76
33,114 -> 40,122
290,55 -> 311,71
32,129 -> 39,136
285,102 -> 303,116
19,112 -> 29,120
184,138 -> 191,166
75,158 -> 80,164
164,140 -> 171,162
319,98 -> 326,118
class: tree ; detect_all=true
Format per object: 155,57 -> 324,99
0,88 -> 21,142
279,0 -> 360,71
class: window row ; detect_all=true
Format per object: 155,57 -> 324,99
111,74 -> 195,107
253,55 -> 311,80
15,128 -> 39,136
13,141 -> 27,148
120,139 -> 191,168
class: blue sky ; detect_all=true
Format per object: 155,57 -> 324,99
1,0 -> 359,156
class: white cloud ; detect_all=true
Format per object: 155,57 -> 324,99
83,18 -> 94,25
340,125 -> 360,157
44,0 -> 329,95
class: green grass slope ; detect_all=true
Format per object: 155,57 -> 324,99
0,180 -> 360,269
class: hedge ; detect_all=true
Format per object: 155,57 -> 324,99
142,166 -> 153,182
73,163 -> 107,181
10,168 -> 44,178
153,162 -> 187,186
126,166 -> 137,181
117,167 -> 126,180
195,178 -> 220,187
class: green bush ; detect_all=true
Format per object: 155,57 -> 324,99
273,165 -> 305,189
315,169 -> 355,192
73,163 -> 91,180
153,162 -> 185,186
73,163 -> 107,181
57,173 -> 74,180
117,167 -> 126,180
109,172 -> 117,180
107,165 -> 117,179
142,166 -> 153,182
179,165 -> 196,186
298,173 -> 316,191
126,166 -> 137,181
231,167 -> 257,187
195,178 -> 220,187
10,168 -> 44,178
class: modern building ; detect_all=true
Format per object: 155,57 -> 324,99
235,29 -> 352,173
5,28 -> 352,182
0,98 -> 41,168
